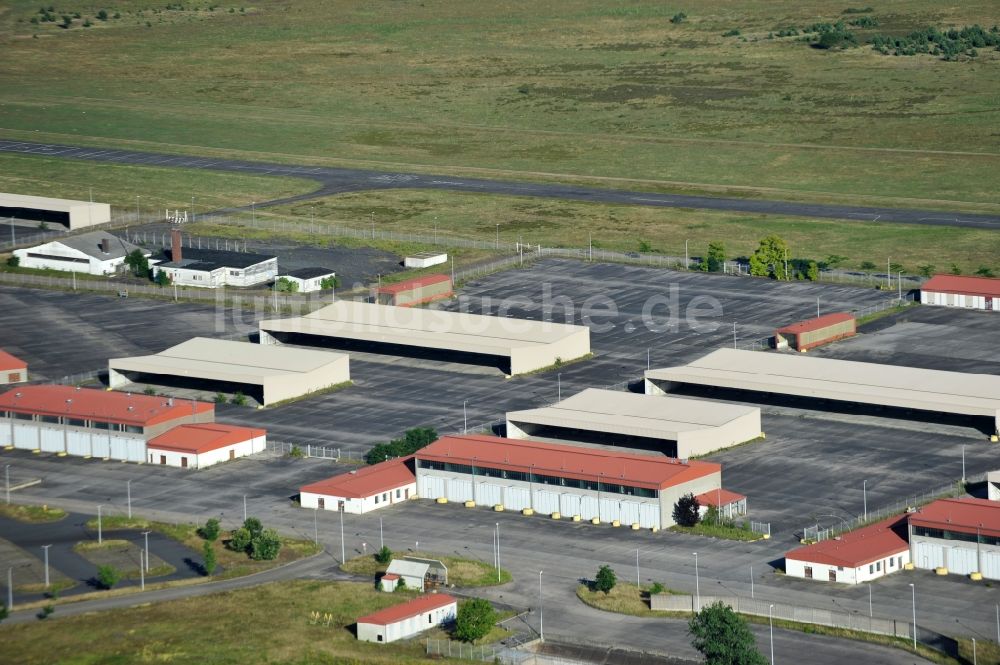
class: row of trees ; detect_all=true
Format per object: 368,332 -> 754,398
364,427 -> 438,465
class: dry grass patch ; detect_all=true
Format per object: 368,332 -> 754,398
0,503 -> 67,523
342,551 -> 512,587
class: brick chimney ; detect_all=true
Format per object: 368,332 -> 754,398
170,226 -> 182,263
100,236 -> 111,254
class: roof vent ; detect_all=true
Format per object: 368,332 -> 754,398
680,458 -> 688,465
350,470 -> 357,475
127,406 -> 134,411
167,397 -> 174,406
75,386 -> 81,391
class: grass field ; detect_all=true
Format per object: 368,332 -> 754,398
0,152 -> 316,214
0,503 -> 66,523
0,580 -> 466,665
259,191 -> 999,274
0,0 -> 998,210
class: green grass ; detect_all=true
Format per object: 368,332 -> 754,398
669,521 -> 765,542
0,0 -> 998,211
0,503 -> 67,523
0,580 -> 467,665
341,551 -> 513,587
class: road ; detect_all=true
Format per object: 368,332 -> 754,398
2,139 -> 998,229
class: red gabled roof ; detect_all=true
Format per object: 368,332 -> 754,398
416,435 -> 719,491
777,312 -> 854,336
909,498 -> 1000,539
382,573 -> 400,581
0,349 -> 27,372
300,457 -> 416,499
695,488 -> 746,508
357,594 -> 457,626
147,423 -> 265,455
922,274 -> 1000,299
378,273 -> 451,295
0,385 -> 213,427
785,515 -> 909,568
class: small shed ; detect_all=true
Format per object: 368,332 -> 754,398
696,488 -> 748,521
379,572 -> 400,593
356,594 -> 457,643
385,559 -> 430,592
0,349 -> 27,385
775,312 -> 855,352
376,274 -> 453,307
404,252 -> 448,269
277,267 -> 336,293
146,423 -> 266,469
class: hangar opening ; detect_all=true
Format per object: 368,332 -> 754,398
0,205 -> 70,227
507,422 -> 680,457
108,370 -> 266,406
0,193 -> 111,230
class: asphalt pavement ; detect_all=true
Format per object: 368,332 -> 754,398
1,139 -> 998,229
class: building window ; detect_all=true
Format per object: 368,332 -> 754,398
889,558 -> 894,568
869,565 -> 874,574
66,418 -> 86,428
828,570 -> 836,582
375,495 -> 380,504
876,561 -> 881,572
13,412 -> 33,421
125,425 -> 143,434
396,489 -> 401,498
39,415 -> 60,424
8,373 -> 20,382
383,493 -> 388,502
804,566 -> 812,579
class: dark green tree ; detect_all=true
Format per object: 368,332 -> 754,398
228,526 -> 252,552
975,266 -> 995,277
950,264 -> 963,275
806,261 -> 819,281
365,427 -> 438,465
454,598 -> 498,642
859,261 -> 877,273
6,255 -> 19,268
200,517 -> 221,542
124,249 -> 150,278
748,235 -> 789,280
250,528 -> 282,561
673,493 -> 701,527
97,9 -> 108,20
203,541 -> 217,575
96,565 -> 121,589
823,254 -> 848,270
594,565 -> 617,594
320,275 -> 339,290
918,264 -> 936,278
374,545 -> 393,564
0,602 -> 8,623
154,270 -> 171,286
706,242 -> 726,273
243,517 -> 263,540
689,601 -> 767,665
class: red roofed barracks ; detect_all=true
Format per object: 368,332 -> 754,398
775,312 -> 855,352
299,457 -> 417,514
414,434 -> 739,530
920,274 -> 1000,311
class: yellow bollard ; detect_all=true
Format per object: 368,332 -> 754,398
436,497 -> 448,504
551,512 -> 561,520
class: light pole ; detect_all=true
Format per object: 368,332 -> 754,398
140,548 -> 145,590
6,566 -> 12,611
4,464 -> 9,505
135,195 -> 140,222
371,211 -> 375,239
972,638 -> 977,665
495,223 -> 499,250
379,516 -> 384,550
768,604 -> 775,665
463,400 -> 468,434
191,196 -> 195,223
693,552 -> 700,611
313,506 -> 319,545
909,583 -> 917,650
557,373 -> 562,402
863,480 -> 867,520
142,531 -> 151,572
962,445 -> 966,483
538,570 -> 544,641
339,505 -> 345,563
750,565 -> 754,599
496,522 -> 501,583
996,603 -> 999,644
127,479 -> 132,519
42,545 -> 51,588
243,494 -> 247,523
868,583 -> 873,617
97,504 -> 104,544
636,548 -> 640,587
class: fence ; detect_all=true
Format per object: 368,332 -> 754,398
425,640 -> 512,662
265,440 -> 366,463
749,521 -> 771,537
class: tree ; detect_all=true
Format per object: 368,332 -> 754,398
374,545 -> 392,564
124,249 -> 150,278
749,235 -> 789,280
706,242 -> 726,273
200,517 -> 221,542
97,9 -> 108,20
889,262 -> 904,275
61,14 -> 72,28
824,254 -> 848,270
689,601 -> 767,665
594,565 -> 617,594
918,264 -> 936,278
320,275 -> 339,290
859,260 -> 877,274
0,602 -> 8,623
670,12 -> 687,24
228,526 -> 252,552
97,565 -> 121,590
454,598 -> 498,642
154,270 -> 171,286
365,427 -> 439,465
243,517 -> 264,540
250,528 -> 282,560
806,261 -> 819,281
950,263 -> 963,275
673,493 -> 701,527
274,277 -> 299,293
203,541 -> 217,575
6,255 -> 19,268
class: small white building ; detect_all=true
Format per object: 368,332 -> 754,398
356,594 -> 457,644
276,267 -> 336,293
404,252 -> 447,269
13,231 -> 149,276
151,228 -> 277,288
784,516 -> 910,585
0,349 -> 27,385
146,423 -> 266,469
299,457 -> 416,514
921,274 -> 1000,311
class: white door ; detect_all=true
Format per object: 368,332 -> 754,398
446,479 -> 473,502
39,428 -> 63,453
639,503 -> 660,529
580,496 -> 599,520
982,551 -> 1000,580
599,498 -> 620,523
620,501 -> 641,526
91,436 -> 111,459
419,475 -> 445,499
504,487 -> 531,511
560,493 -> 582,517
13,423 -> 36,450
66,431 -> 90,457
914,541 -> 945,569
109,437 -> 129,461
478,483 -> 502,506
948,546 -> 977,575
126,439 -> 146,462
534,490 -> 560,515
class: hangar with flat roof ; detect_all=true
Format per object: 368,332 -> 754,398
0,192 -> 111,229
258,300 -> 590,376
505,388 -> 761,458
646,348 -> 1000,436
109,337 -> 350,406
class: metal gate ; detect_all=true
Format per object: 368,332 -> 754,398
620,501 -> 641,526
534,490 -> 560,515
948,546 -> 977,575
580,496 -> 599,520
560,493 -> 581,517
446,479 -> 473,503
477,483 -> 502,506
914,542 -> 945,569
639,504 -> 660,529
599,498 -> 620,523
419,475 -> 446,499
504,486 -> 531,511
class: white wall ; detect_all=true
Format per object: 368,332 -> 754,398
301,481 -> 416,514
922,290 -> 997,311
356,601 -> 457,643
147,434 -> 266,469
280,273 -> 334,293
14,241 -> 123,276
785,550 -> 909,585
0,368 -> 27,384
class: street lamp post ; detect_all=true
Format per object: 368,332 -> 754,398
636,548 -> 640,587
4,464 -> 9,505
769,604 -> 775,665
243,494 -> 247,523
909,583 -> 917,650
693,552 -> 700,611
538,570 -> 544,642
557,373 -> 562,402
97,504 -> 104,544
495,223 -> 499,250
140,548 -> 145,591
339,505 -> 346,563
863,479 -> 867,520
496,522 -> 501,583
142,531 -> 151,572
750,565 -> 754,599
42,545 -> 51,588
463,400 -> 468,434
379,516 -> 384,550
868,583 -> 873,618
6,567 -> 12,611
313,507 -> 319,545
127,479 -> 132,519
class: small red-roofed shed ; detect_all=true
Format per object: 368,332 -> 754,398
0,349 -> 27,385
775,312 -> 856,352
146,423 -> 266,469
300,457 -> 416,514
356,594 -> 458,643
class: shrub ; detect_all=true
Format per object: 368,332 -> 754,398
213,392 -> 227,404
97,9 -> 108,20
97,565 -> 121,589
706,241 -> 726,273
143,386 -> 156,395
806,261 -> 819,281
594,565 -> 617,594
950,264 -> 963,275
673,493 -> 701,527
670,12 -> 686,24
454,598 -> 498,642
320,275 -> 339,290
243,517 -> 263,540
230,391 -> 247,406
0,602 -> 8,623
374,545 -> 392,564
975,266 -> 995,277
649,582 -> 666,595
37,604 -> 54,620
274,277 -> 299,293
203,541 -> 217,575
227,527 -> 252,552
288,445 -> 304,458
249,528 -> 281,560
154,270 -> 171,286
6,255 -> 20,268
722,28 -> 740,37
918,264 -> 936,278
689,601 -> 767,665
364,427 -> 438,465
200,517 -> 221,542
61,14 -> 72,28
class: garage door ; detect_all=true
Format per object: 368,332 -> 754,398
620,501 -> 641,526
419,475 -> 445,499
914,542 -> 945,569
504,487 -> 531,511
446,479 -> 473,503
478,483 -> 502,507
639,504 -> 660,529
948,546 -> 977,575
13,424 -> 36,450
580,496 -> 599,521
983,551 -> 1000,581
599,498 -> 620,523
534,490 -> 559,515
66,431 -> 91,457
124,439 -> 145,463
110,437 -> 131,461
40,428 -> 63,453
560,493 -> 581,517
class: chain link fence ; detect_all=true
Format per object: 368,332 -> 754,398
264,440 -> 366,463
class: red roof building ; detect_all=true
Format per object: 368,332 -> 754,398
695,488 -> 748,521
921,274 -> 1000,311
0,349 -> 27,385
300,457 -> 417,514
784,516 -> 910,584
909,498 -> 1000,540
147,423 -> 266,454
0,385 -> 213,434
376,274 -> 453,307
356,594 -> 458,643
775,312 -> 855,352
